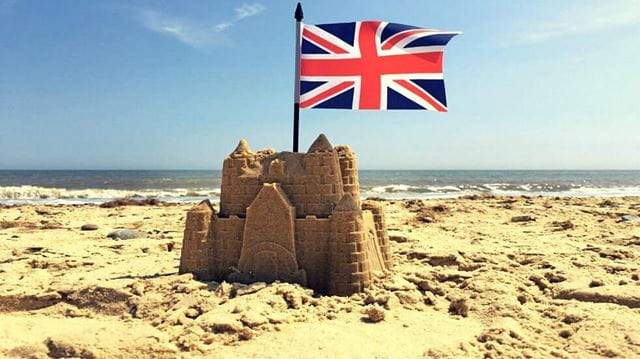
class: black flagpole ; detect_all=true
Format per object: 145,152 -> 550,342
293,2 -> 303,152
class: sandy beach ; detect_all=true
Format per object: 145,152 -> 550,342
1,196 -> 639,358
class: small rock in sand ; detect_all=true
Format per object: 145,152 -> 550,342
511,215 -> 536,223
185,308 -> 200,319
559,329 -> 573,338
551,220 -> 575,231
106,229 -> 143,240
417,215 -> 435,223
80,224 -> 98,231
618,215 -> 640,223
389,235 -> 409,243
517,294 -> 528,304
589,279 -> 604,288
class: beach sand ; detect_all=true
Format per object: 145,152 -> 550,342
1,196 -> 639,358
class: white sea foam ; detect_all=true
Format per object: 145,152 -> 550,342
361,183 -> 640,200
2,182 -> 639,205
0,185 -> 221,205
566,186 -> 640,197
371,184 -> 415,193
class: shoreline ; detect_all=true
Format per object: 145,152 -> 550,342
3,193 -> 640,207
2,169 -> 640,204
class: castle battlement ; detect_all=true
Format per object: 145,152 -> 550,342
179,134 -> 392,296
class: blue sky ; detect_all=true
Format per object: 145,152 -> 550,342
0,0 -> 638,170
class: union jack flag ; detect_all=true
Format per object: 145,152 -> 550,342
299,21 -> 460,111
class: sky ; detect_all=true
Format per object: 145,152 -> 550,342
0,0 -> 639,170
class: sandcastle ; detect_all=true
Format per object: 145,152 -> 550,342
179,134 -> 392,295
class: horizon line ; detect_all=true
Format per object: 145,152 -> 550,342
1,168 -> 639,172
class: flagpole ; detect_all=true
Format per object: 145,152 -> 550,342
293,2 -> 303,152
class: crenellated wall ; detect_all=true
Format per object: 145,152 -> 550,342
219,137 -> 345,218
219,156 -> 263,216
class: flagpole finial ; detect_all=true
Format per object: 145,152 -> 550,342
295,2 -> 303,21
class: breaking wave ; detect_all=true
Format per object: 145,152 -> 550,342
2,169 -> 640,204
361,183 -> 640,200
0,185 -> 221,205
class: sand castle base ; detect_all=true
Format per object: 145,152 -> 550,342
179,134 -> 392,296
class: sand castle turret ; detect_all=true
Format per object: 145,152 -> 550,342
231,138 -> 252,157
329,194 -> 373,295
336,145 -> 361,208
179,134 -> 392,295
179,200 -> 215,278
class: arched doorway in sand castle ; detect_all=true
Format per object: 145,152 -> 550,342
237,183 -> 303,283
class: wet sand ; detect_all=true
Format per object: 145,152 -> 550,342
1,196 -> 639,358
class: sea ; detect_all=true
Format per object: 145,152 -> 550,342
0,170 -> 639,205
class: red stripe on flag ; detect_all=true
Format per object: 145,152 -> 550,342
394,79 -> 447,112
302,28 -> 349,54
300,81 -> 354,108
381,29 -> 434,50
357,21 -> 382,109
301,51 -> 443,77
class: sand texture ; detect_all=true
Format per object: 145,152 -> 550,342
1,196 -> 640,358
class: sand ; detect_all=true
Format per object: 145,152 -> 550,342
1,196 -> 640,358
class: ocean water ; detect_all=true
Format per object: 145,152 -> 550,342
0,170 -> 639,205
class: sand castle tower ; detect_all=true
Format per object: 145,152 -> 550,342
179,134 -> 392,295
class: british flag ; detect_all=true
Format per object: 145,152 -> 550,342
299,21 -> 460,111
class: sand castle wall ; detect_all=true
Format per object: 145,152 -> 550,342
294,217 -> 332,292
220,137 -> 345,219
362,201 -> 393,270
211,215 -> 244,279
180,211 -> 381,293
